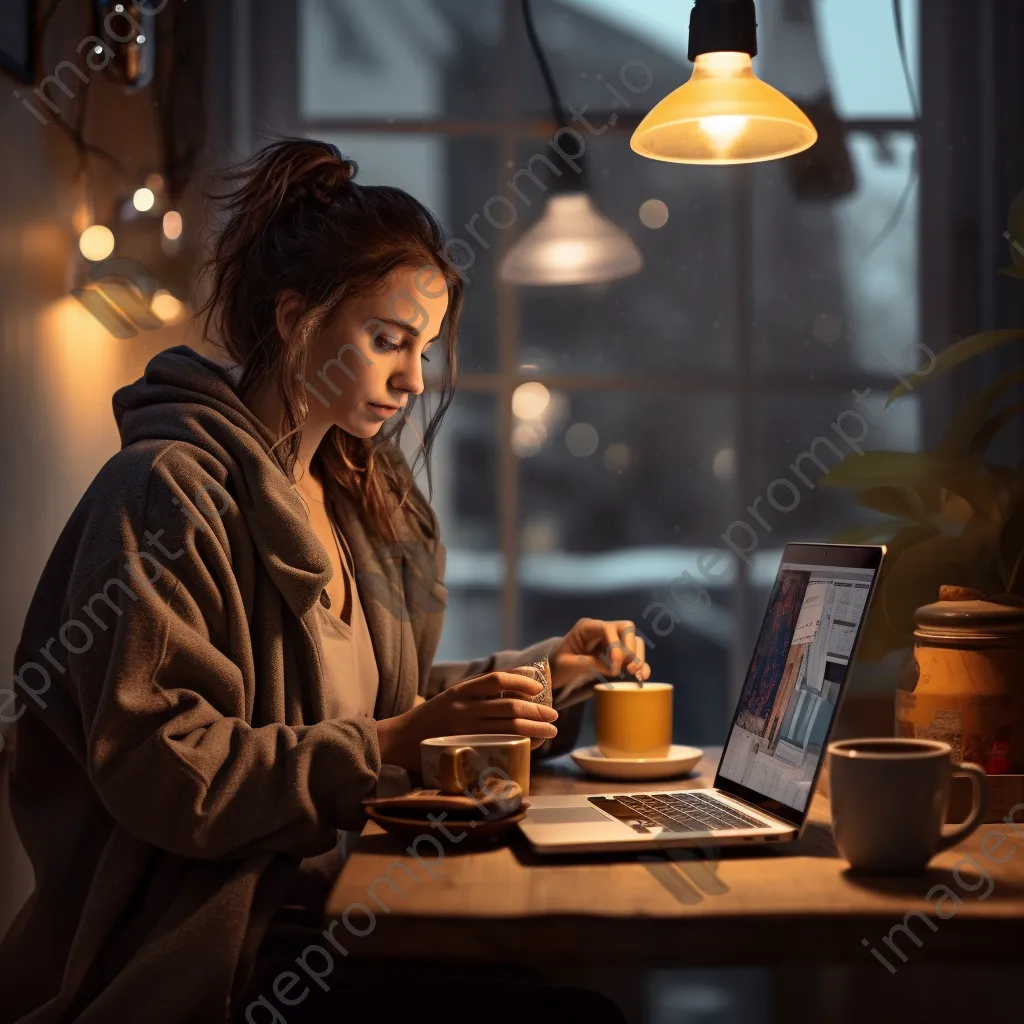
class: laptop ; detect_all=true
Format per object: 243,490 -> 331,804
519,542 -> 886,854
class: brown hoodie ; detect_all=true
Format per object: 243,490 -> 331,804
0,346 -> 565,1023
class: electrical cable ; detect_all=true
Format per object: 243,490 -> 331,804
892,0 -> 920,120
860,0 -> 919,259
35,0 -> 127,180
154,0 -> 207,202
521,0 -> 567,131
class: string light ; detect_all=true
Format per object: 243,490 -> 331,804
133,187 -> 155,212
79,225 -> 115,261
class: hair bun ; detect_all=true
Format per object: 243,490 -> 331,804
321,143 -> 357,187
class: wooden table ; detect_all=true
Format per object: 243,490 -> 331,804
326,749 -> 1024,971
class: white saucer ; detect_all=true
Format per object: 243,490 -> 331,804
570,745 -> 704,781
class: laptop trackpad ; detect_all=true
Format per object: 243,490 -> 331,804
526,807 -> 611,825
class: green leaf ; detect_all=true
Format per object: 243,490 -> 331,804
939,366 -> 1024,455
821,451 -> 1002,519
886,329 -> 1024,404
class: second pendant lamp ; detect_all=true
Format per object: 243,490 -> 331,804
631,0 -> 818,165
499,0 -> 643,287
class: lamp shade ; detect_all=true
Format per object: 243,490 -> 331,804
499,192 -> 643,286
630,52 -> 817,165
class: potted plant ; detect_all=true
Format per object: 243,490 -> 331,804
822,188 -> 1024,674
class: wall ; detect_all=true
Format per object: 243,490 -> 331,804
0,1 -> 215,938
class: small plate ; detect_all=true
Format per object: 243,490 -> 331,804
365,807 -> 529,845
571,745 -> 704,781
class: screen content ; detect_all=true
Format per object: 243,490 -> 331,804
718,560 -> 877,812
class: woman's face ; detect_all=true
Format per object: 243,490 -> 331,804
301,265 -> 450,438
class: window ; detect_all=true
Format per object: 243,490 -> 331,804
245,0 -> 922,745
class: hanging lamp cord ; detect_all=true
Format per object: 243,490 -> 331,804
522,0 -> 568,131
861,0 -> 919,258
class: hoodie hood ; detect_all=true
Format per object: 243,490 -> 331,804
113,344 -> 333,619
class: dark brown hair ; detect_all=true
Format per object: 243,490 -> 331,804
199,137 -> 463,546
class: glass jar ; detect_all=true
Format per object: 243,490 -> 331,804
895,587 -> 1024,773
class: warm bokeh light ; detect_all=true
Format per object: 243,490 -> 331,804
151,289 -> 186,324
631,51 -> 817,165
162,210 -> 183,240
638,199 -> 669,229
512,381 -> 551,420
511,420 -> 548,458
145,172 -> 165,193
713,446 -> 736,481
133,187 -> 155,212
79,224 -> 115,261
604,442 -> 632,473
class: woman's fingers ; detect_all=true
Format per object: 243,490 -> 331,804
478,698 -> 558,740
456,671 -> 544,700
593,619 -> 645,677
490,717 -> 558,740
481,698 -> 558,723
618,622 -> 648,679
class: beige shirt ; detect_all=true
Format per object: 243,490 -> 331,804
284,521 -> 381,908
315,521 -> 380,721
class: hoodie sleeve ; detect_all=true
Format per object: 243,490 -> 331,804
423,636 -> 563,698
68,453 -> 380,862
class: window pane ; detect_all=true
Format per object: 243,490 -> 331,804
299,0 -> 504,120
749,390 -> 922,547
408,391 -> 502,663
812,0 -> 919,118
314,133 -> 499,372
515,0 -> 690,119
299,0 -> 919,123
515,1 -> 918,120
752,131 -> 918,374
408,391 -> 499,552
518,391 -> 733,552
515,137 -> 734,374
435,587 -> 502,663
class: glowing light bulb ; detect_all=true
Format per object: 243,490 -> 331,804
79,225 -> 115,261
133,187 -> 155,212
699,114 -> 749,155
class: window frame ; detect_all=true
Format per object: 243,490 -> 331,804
235,0 -> 925,702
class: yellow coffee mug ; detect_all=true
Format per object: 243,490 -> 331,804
595,682 -> 673,758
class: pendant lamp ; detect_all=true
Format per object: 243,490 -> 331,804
500,0 -> 643,286
631,0 -> 817,165
500,182 -> 644,286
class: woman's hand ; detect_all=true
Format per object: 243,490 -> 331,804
549,618 -> 651,694
376,672 -> 559,771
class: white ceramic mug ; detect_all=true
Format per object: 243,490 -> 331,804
421,734 -> 531,796
827,737 -> 988,872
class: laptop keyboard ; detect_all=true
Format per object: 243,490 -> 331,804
607,791 -> 768,832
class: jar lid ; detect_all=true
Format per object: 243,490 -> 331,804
914,586 -> 1024,641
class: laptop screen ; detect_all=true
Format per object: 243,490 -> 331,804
715,543 -> 884,827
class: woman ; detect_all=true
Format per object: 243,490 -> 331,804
0,140 -> 648,1023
